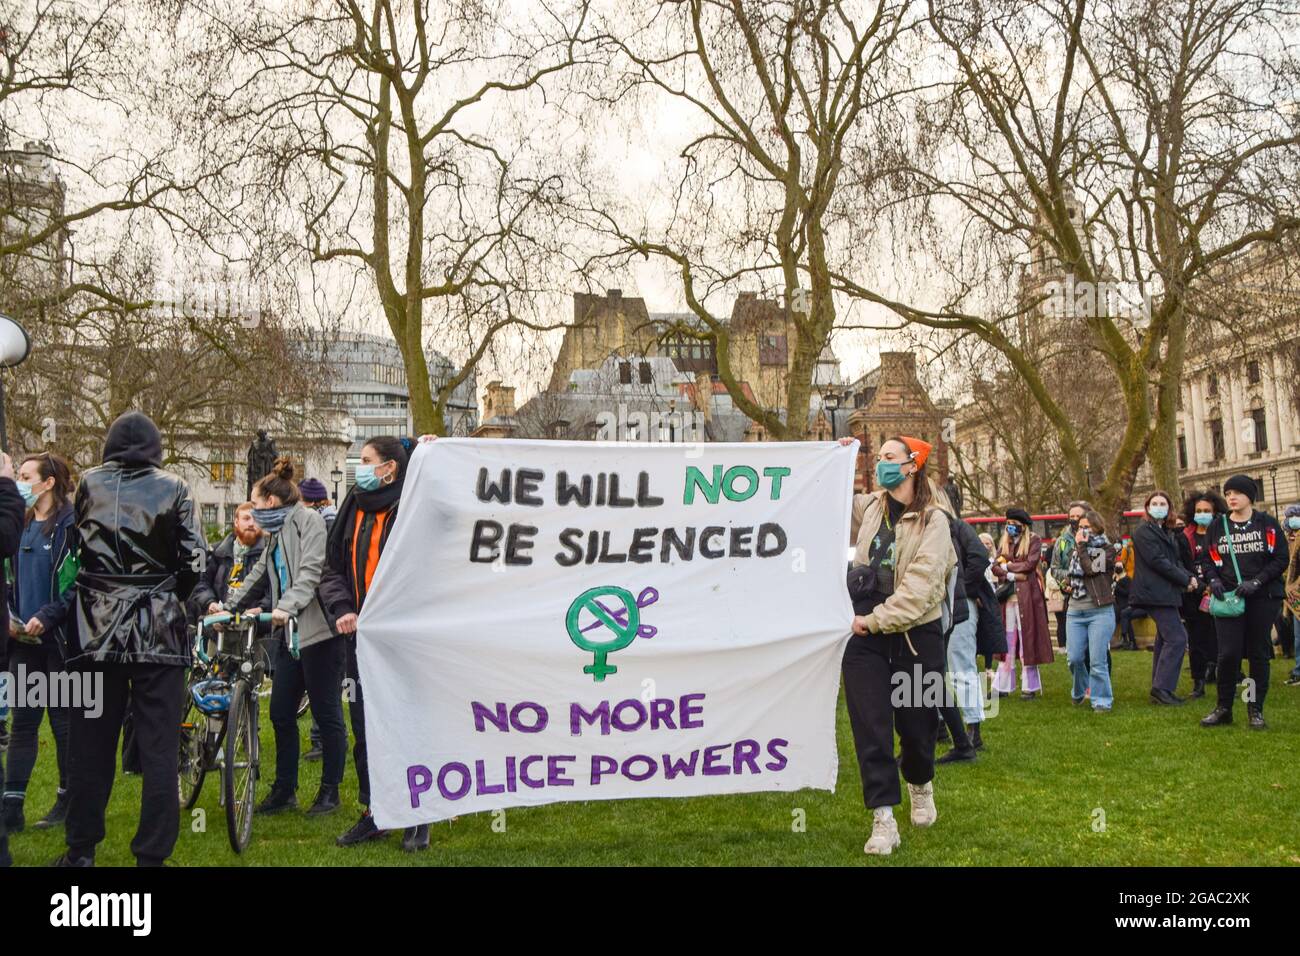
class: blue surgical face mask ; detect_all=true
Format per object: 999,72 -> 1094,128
1148,505 -> 1169,521
1193,512 -> 1213,527
1006,524 -> 1020,537
251,506 -> 290,532
1288,516 -> 1300,531
15,481 -> 38,508
355,463 -> 381,491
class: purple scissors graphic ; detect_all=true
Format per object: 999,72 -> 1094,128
579,586 -> 659,640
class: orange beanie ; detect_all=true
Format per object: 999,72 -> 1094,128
900,436 -> 932,469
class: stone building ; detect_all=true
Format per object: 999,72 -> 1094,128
543,288 -> 843,420
838,352 -> 950,493
0,139 -> 68,307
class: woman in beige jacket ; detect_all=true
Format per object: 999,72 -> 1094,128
845,436 -> 957,856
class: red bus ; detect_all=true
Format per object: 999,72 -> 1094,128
963,510 -> 1147,549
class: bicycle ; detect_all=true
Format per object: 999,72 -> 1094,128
178,610 -> 298,853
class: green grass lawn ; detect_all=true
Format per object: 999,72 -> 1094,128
7,649 -> 1300,866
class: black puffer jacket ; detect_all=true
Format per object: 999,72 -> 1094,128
67,411 -> 205,666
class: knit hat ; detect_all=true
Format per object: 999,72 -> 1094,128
1222,474 -> 1258,502
299,477 -> 329,503
899,436 -> 932,469
1284,503 -> 1300,519
1006,507 -> 1033,527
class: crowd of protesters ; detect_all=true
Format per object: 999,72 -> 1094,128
0,411 -> 428,867
0,413 -> 1296,864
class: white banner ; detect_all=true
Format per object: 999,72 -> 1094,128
358,438 -> 856,827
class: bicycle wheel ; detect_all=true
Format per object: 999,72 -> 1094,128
223,679 -> 258,853
178,693 -> 206,809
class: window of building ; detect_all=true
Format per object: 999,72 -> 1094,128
201,503 -> 218,527
758,334 -> 788,367
209,461 -> 236,484
225,503 -> 240,525
618,361 -> 632,385
1207,372 -> 1218,397
638,361 -> 652,385
1250,407 -> 1268,451
1177,435 -> 1188,470
1210,418 -> 1225,460
1247,360 -> 1261,384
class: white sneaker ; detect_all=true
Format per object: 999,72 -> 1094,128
864,807 -> 901,855
908,781 -> 937,827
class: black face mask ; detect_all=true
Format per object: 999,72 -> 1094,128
1069,518 -> 1080,530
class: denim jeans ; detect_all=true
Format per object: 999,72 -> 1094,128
1291,618 -> 1300,679
946,599 -> 984,724
1067,605 -> 1116,709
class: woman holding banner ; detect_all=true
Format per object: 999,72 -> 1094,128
320,435 -> 431,852
845,436 -> 957,856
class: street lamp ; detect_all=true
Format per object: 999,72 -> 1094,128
330,464 -> 344,502
0,314 -> 33,454
1268,464 -> 1279,514
824,390 -> 841,439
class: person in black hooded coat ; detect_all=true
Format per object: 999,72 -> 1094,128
54,411 -> 206,867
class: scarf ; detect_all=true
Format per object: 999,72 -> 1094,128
1067,532 -> 1111,590
325,475 -> 405,591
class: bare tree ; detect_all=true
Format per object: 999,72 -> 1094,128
5,237 -> 333,471
576,0 -> 929,439
844,0 -> 1300,519
182,0 -> 598,434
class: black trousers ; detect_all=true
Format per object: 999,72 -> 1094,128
1185,607 -> 1217,681
1118,605 -> 1147,644
5,640 -> 71,794
1053,610 -> 1068,648
1214,598 -> 1282,712
269,638 -> 347,793
65,661 -> 184,865
842,620 -> 945,810
345,636 -> 370,807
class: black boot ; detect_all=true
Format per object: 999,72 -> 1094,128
303,744 -> 324,762
307,784 -> 340,816
50,851 -> 94,867
1150,688 -> 1185,706
337,810 -> 387,847
936,744 -> 977,764
968,723 -> 984,751
1204,662 -> 1217,685
2,796 -> 24,834
1188,679 -> 1205,700
32,790 -> 69,830
935,722 -> 951,745
1247,705 -> 1267,730
255,787 -> 297,815
1200,706 -> 1232,726
402,824 -> 431,852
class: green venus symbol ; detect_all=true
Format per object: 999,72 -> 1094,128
566,586 -> 640,682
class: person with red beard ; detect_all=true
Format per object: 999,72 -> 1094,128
190,502 -> 266,617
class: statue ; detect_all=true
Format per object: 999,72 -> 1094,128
246,429 -> 278,499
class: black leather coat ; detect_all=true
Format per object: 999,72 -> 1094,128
67,412 -> 205,666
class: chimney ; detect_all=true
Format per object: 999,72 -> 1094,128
483,381 -> 516,420
607,288 -> 623,308
878,352 -> 916,385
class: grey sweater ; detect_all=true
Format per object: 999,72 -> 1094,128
232,503 -> 334,650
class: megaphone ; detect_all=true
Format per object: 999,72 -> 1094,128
0,315 -> 31,368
